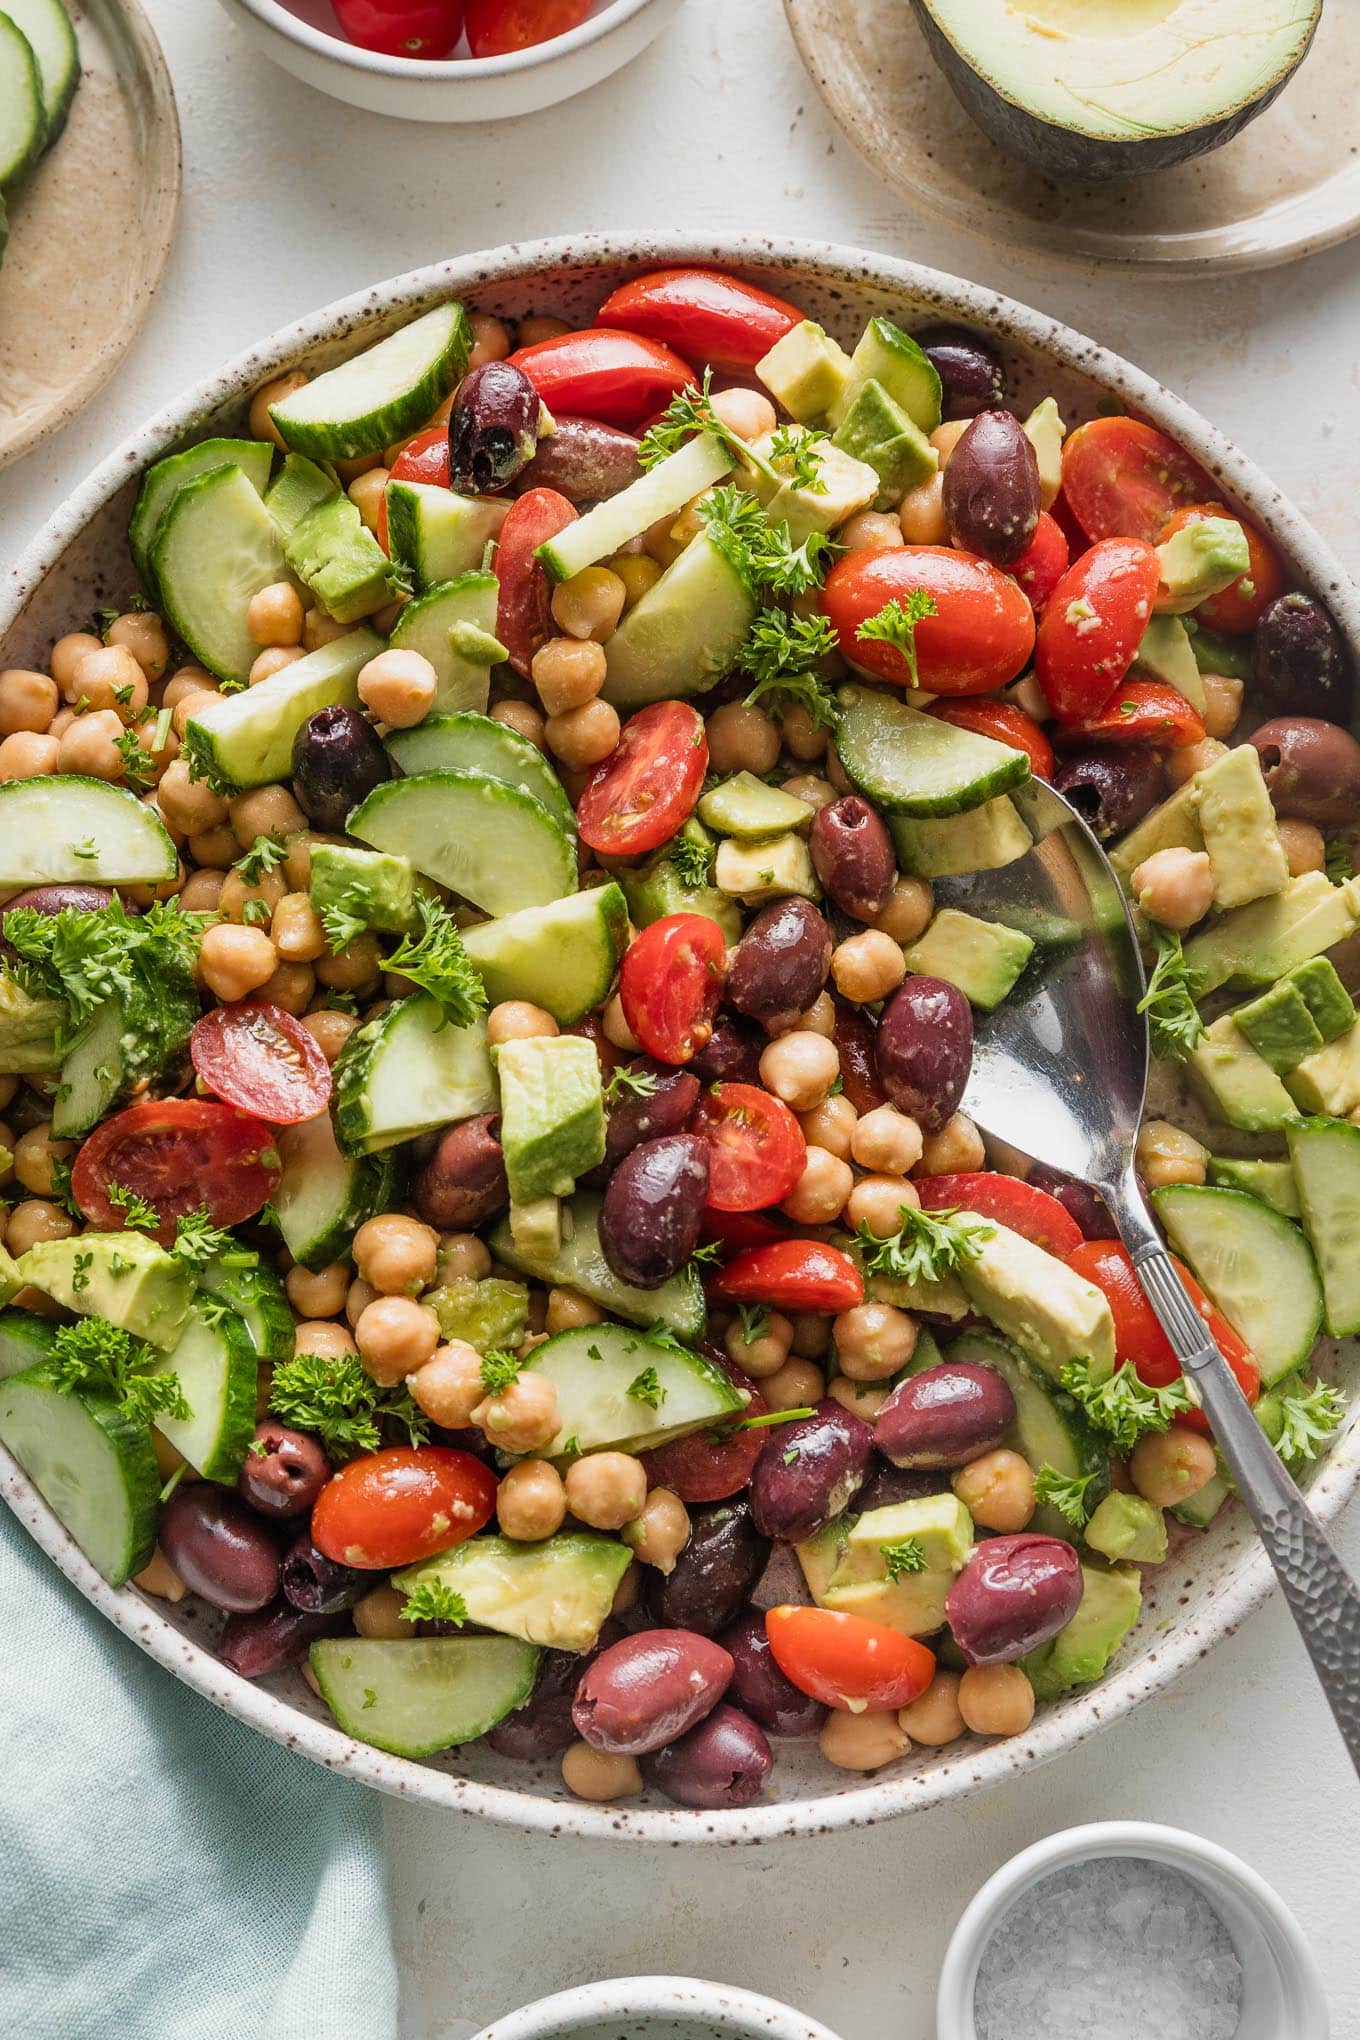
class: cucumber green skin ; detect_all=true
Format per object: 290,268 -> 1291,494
154,1305 -> 260,1485
1286,1117 -> 1360,1337
460,884 -> 628,1028
520,1322 -> 744,1458
386,711 -> 575,833
269,303 -> 472,462
837,685 -> 1030,818
488,1192 -> 706,1342
310,1635 -> 541,1758
4,0 -> 79,143
198,1255 -> 294,1363
948,1331 -> 1110,1541
331,996 -> 496,1157
52,961 -> 197,1139
280,1144 -> 398,1272
346,769 -> 577,917
388,574 -> 500,717
0,1306 -> 57,1382
151,464 -> 287,688
183,628 -> 381,792
0,16 -> 45,189
0,775 -> 178,888
0,1367 -> 159,1587
1152,1182 -> 1324,1387
129,438 -> 274,590
537,432 -> 733,584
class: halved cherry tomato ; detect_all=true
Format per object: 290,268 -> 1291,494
190,1003 -> 332,1126
765,1605 -> 935,1712
576,700 -> 707,856
1054,677 -> 1206,751
694,1082 -> 806,1213
638,1356 -> 768,1503
72,1098 -> 281,1246
311,1446 -> 497,1570
698,1207 -> 794,1256
713,1240 -> 864,1315
618,913 -> 726,1064
1158,501 -> 1285,636
915,1172 -> 1082,1255
595,268 -> 802,375
928,699 -> 1054,781
332,0 -> 464,57
506,329 -> 695,430
1067,1241 -> 1259,1435
376,424 -> 449,554
1035,537 -> 1162,724
495,487 -> 577,677
1009,509 -> 1070,614
822,546 -> 1035,697
464,0 -> 589,55
1061,417 -> 1215,545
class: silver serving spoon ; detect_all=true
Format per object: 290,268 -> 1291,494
932,774 -> 1360,1771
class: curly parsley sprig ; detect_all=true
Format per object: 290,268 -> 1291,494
881,1537 -> 927,1580
1137,927 -> 1206,1063
384,896 -> 487,1031
1273,1377 -> 1345,1471
1060,1358 -> 1196,1455
270,1352 -> 429,1462
1032,1463 -> 1099,1530
399,1580 -> 468,1627
639,372 -> 828,499
665,829 -> 716,889
855,590 -> 938,690
47,1316 -> 189,1429
855,1205 -> 994,1288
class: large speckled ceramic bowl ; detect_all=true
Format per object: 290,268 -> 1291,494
1,234 -> 1357,1843
469,1974 -> 846,2038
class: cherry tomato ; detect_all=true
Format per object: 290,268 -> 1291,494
1067,1241 -> 1259,1435
1009,510 -> 1070,614
694,1082 -> 806,1213
576,701 -> 707,856
1054,677 -> 1206,751
506,329 -> 695,430
713,1240 -> 865,1315
928,699 -> 1054,781
618,913 -> 726,1064
1158,502 -> 1285,636
915,1172 -> 1082,1255
311,1446 -> 497,1570
331,0 -> 464,56
765,1605 -> 935,1712
376,424 -> 449,553
639,1356 -> 768,1503
822,546 -> 1035,697
594,268 -> 802,375
1061,417 -> 1215,546
1035,537 -> 1162,724
697,1207 -> 794,1256
190,1003 -> 332,1126
495,487 -> 577,677
72,1098 -> 281,1246
464,0 -> 590,54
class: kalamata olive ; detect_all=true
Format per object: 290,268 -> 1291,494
159,1485 -> 281,1614
641,1702 -> 773,1809
411,1114 -> 508,1230
832,1001 -> 886,1114
218,1597 -> 347,1679
573,1628 -> 733,1756
291,704 -> 391,830
1255,592 -> 1354,721
876,978 -> 972,1134
912,324 -> 1006,420
946,1532 -> 1083,1666
874,1362 -> 1016,1470
237,1420 -> 330,1519
3,884 -> 117,919
726,898 -> 833,1032
605,1065 -> 701,1169
851,1461 -> 947,1513
688,1015 -> 764,1086
645,1499 -> 770,1636
1025,1163 -> 1119,1240
719,1611 -> 827,1737
750,1398 -> 875,1543
1052,746 -> 1165,842
448,360 -> 542,495
512,415 -> 644,503
809,797 -> 897,923
942,411 -> 1041,568
280,1534 -> 369,1614
487,1621 -> 626,1760
1249,715 -> 1360,827
599,1132 -> 709,1289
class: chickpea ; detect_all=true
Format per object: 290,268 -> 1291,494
958,1663 -> 1036,1738
49,631 -> 103,694
404,1341 -> 487,1428
171,690 -> 222,741
1136,1119 -> 1208,1191
466,309 -> 513,367
132,1547 -> 189,1603
562,1450 -> 647,1530
622,1486 -> 690,1572
249,646 -> 304,688
898,472 -> 948,546
0,1125 -> 12,1185
852,1105 -> 924,1176
874,876 -> 934,947
0,731 -> 60,779
345,1277 -> 377,1329
1165,736 -> 1227,789
12,1123 -> 73,1198
230,785 -> 308,850
293,1320 -> 357,1361
561,1741 -> 642,1803
1132,846 -> 1215,932
300,1008 -> 358,1064
782,774 -> 836,812
831,929 -> 907,1004
920,1112 -> 985,1175
437,1232 -> 494,1285
352,1583 -> 409,1640
545,1286 -> 605,1335
759,1030 -> 840,1113
474,1371 -> 560,1454
725,1308 -> 793,1380
218,864 -> 289,926
1130,1426 -> 1217,1508
798,991 -> 837,1040
782,1145 -> 853,1225
495,1458 -> 568,1542
531,635 -> 607,716
348,466 -> 390,535
352,1214 -> 438,1298
0,668 -> 58,735
486,999 -> 559,1046
314,930 -> 383,992
188,823 -> 242,870
303,606 -> 352,653
953,1448 -> 1036,1532
1004,671 -> 1051,724
760,1356 -> 825,1412
67,644 -> 147,720
708,386 -> 778,441
357,648 -> 437,730
827,1375 -> 889,1420
249,369 -> 308,448
270,891 -> 327,963
706,699 -> 780,777
490,697 -> 548,752
109,607 -> 171,678
798,1092 -> 858,1162
929,419 -> 970,464
819,1707 -> 911,1772
550,567 -> 627,644
839,510 -> 905,552
844,1173 -> 919,1239
899,1670 -> 966,1746
198,922 -> 278,1001
544,699 -> 620,771
517,312 -> 571,347
773,705 -> 825,767
1199,672 -> 1244,741
285,1261 -> 350,1319
601,992 -> 640,1052
790,1311 -> 831,1359
611,553 -> 663,610
245,581 -> 305,649
1277,818 -> 1326,878
834,1301 -> 918,1383
355,1296 -> 440,1386
6,1200 -> 75,1254
57,708 -> 126,780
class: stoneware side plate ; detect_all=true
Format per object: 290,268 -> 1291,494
1,232 -> 1357,1844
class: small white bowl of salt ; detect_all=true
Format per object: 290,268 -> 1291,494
937,1821 -> 1328,2040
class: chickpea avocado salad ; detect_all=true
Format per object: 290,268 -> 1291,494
0,267 -> 1353,1806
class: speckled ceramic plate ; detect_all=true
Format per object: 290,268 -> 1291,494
1,234 -> 1357,1843
784,0 -> 1360,277
0,0 -> 180,471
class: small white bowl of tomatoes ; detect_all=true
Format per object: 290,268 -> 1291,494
214,0 -> 687,120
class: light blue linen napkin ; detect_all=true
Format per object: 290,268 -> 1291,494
0,1506 -> 400,2039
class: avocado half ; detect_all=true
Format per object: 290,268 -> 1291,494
908,0 -> 1322,184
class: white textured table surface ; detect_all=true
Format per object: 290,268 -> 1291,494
3,4 -> 1359,2034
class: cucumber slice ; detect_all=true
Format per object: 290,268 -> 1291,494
264,453 -> 338,538
151,464 -> 287,688
0,1368 -> 158,1586
275,1108 -> 397,1269
332,995 -> 496,1156
947,1331 -> 1109,1540
198,1254 -> 294,1363
182,629 -> 381,792
521,1323 -> 745,1458
270,303 -> 472,462
347,770 -> 577,917
537,434 -> 734,584
488,1190 -> 705,1342
151,1301 -> 259,1483
0,776 -> 177,888
1152,1182 -> 1324,1387
394,1533 -> 631,1653
1286,1118 -> 1360,1337
309,1635 -> 540,1757
837,684 -> 1031,817
1172,1471 -> 1232,1529
0,14 -> 44,187
384,481 -> 508,590
890,796 -> 1033,879
386,710 -> 573,832
129,439 -> 274,590
52,963 -> 197,1139
4,0 -> 77,144
602,531 -> 757,710
0,1306 -> 57,1382
461,885 -> 628,1027
388,573 -> 503,716
830,317 -> 943,435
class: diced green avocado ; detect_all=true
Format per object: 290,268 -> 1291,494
0,975 -> 60,1074
800,1495 -> 972,1638
1192,743 -> 1289,910
1183,872 -> 1360,993
904,907 -> 1034,1009
1133,613 -> 1204,710
1022,1563 -> 1142,1699
15,1233 -> 193,1351
1290,956 -> 1355,1042
264,452 -> 338,538
1186,1014 -> 1300,1131
497,1035 -> 604,1206
823,1573 -> 953,1636
697,772 -> 815,840
756,319 -> 854,423
749,431 -> 879,543
1109,780 -> 1203,888
1155,515 -> 1250,614
1023,396 -> 1065,509
795,1517 -> 852,1603
1207,1155 -> 1300,1219
425,1277 -> 529,1354
620,821 -> 742,943
1084,1491 -> 1168,1566
309,842 -> 418,937
1187,618 -> 1253,683
0,1246 -> 20,1307
602,530 -> 756,710
1286,1020 -> 1360,1116
958,1221 -> 1117,1383
1233,980 -> 1324,1073
847,1494 -> 974,1573
394,1532 -> 631,1653
283,494 -> 403,624
891,797 -> 1033,880
831,316 -> 943,435
866,1266 -> 972,1319
831,380 -> 936,509
715,832 -> 819,904
509,1198 -> 562,1263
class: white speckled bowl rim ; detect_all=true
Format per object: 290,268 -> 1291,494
2,232 -> 1357,1845
229,0 -> 664,79
470,1973 -> 846,2037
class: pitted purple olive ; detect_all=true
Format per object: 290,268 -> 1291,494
913,325 -> 1006,420
448,360 -> 542,495
292,705 -> 391,830
640,1703 -> 773,1808
604,1066 -> 701,1169
946,1533 -> 1083,1666
599,1132 -> 710,1289
809,797 -> 897,923
874,1362 -> 1016,1469
727,898 -> 833,1032
512,416 -> 644,503
1254,592 -> 1353,721
572,1628 -> 733,1756
1249,715 -> 1360,828
644,1499 -> 769,1637
1052,747 -> 1165,842
875,978 -> 973,1134
942,411 -> 1041,567
749,1398 -> 875,1543
411,1115 -> 508,1230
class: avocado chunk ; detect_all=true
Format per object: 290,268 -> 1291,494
866,1265 -> 971,1320
1191,742 -> 1289,910
846,1494 -> 974,1573
904,907 -> 1034,1009
1155,515 -> 1250,615
620,820 -> 742,942
891,796 -> 1032,879
831,379 -> 936,509
1133,613 -> 1204,711
394,1532 -> 632,1652
265,452 -> 338,538
1187,618 -> 1253,684
1109,779 -> 1203,888
831,316 -> 943,435
1286,1020 -> 1360,1117
1182,872 -> 1360,993
957,1220 -> 1117,1384
1022,1563 -> 1142,1700
425,1277 -> 529,1354
1206,1155 -> 1300,1220
509,1197 -> 562,1263
1022,396 -> 1065,510
497,1034 -> 604,1206
309,842 -> 418,938
798,1495 -> 974,1638
284,493 -> 404,624
1084,1492 -> 1168,1567
1186,1014 -> 1300,1132
0,975 -> 60,1074
715,831 -> 819,905
1290,956 -> 1356,1042
15,1233 -> 193,1351
756,319 -> 854,423
697,772 -> 815,840
748,431 -> 878,543
0,1245 -> 19,1307
1233,980 -> 1324,1074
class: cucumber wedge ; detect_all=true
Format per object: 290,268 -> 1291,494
264,453 -> 338,538
0,776 -> 177,888
198,1254 -> 294,1363
347,770 -> 577,916
270,303 -> 472,462
537,433 -> 734,584
394,1533 -> 630,1653
488,1191 -> 705,1342
388,573 -> 504,716
309,1635 -> 540,1757
130,438 -> 274,589
151,464 -> 287,688
332,995 -> 496,1156
947,1331 -> 1109,1541
602,531 -> 757,709
385,481 -> 508,590
275,1108 -> 398,1269
4,0 -> 78,144
1152,1183 -> 1324,1387
837,684 -> 1030,817
521,1323 -> 746,1458
1286,1118 -> 1360,1337
0,1307 -> 57,1382
386,710 -> 573,832
182,629 -> 381,792
0,14 -> 44,187
890,796 -> 1033,879
151,1301 -> 259,1484
52,962 -> 197,1139
461,885 -> 628,1027
0,1368 -> 158,1586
